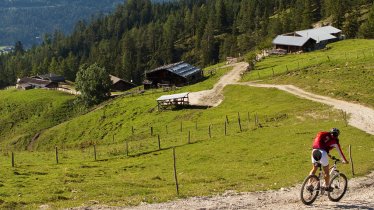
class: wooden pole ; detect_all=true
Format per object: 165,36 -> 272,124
195,121 -> 198,130
225,121 -> 227,136
180,121 -> 183,132
209,125 -> 212,138
188,130 -> 191,144
173,147 -> 179,195
349,145 -> 355,176
11,152 -> 15,167
257,71 -> 260,79
94,144 -> 97,161
132,126 -> 134,135
55,146 -> 59,164
158,135 -> 161,150
226,115 -> 229,124
272,68 -> 275,77
151,127 -> 153,136
238,112 -> 242,132
166,125 -> 168,134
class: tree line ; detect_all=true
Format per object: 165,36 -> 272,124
0,0 -> 373,88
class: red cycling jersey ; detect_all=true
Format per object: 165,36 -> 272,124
312,131 -> 348,162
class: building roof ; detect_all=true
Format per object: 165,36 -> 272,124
36,73 -> 65,82
157,92 -> 189,101
18,77 -> 56,87
110,75 -> 135,85
296,26 -> 340,42
272,35 -> 311,47
147,61 -> 201,78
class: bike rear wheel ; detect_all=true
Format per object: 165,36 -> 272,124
328,173 -> 348,202
300,174 -> 320,205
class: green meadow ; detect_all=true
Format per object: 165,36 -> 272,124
0,85 -> 373,209
242,39 -> 374,108
0,41 -> 373,208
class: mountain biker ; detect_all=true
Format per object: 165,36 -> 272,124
309,128 -> 348,191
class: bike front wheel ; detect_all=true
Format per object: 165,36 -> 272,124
328,173 -> 348,202
300,174 -> 320,205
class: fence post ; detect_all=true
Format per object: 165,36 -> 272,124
173,147 -> 179,195
132,126 -> 134,135
286,65 -> 289,73
224,121 -> 227,136
209,125 -> 212,138
349,145 -> 354,176
257,71 -> 260,79
238,112 -> 242,132
188,130 -> 191,144
195,121 -> 198,130
11,152 -> 15,167
55,146 -> 59,164
180,121 -> 183,132
272,68 -> 275,77
94,144 -> 97,161
158,135 -> 161,150
151,127 -> 154,136
226,115 -> 229,124
166,125 -> 168,134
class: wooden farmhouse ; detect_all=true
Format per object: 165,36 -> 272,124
16,77 -> 58,90
144,61 -> 203,89
110,75 -> 136,91
272,26 -> 342,53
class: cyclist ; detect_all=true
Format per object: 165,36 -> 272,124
308,128 -> 348,191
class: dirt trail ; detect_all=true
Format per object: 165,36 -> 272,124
122,172 -> 374,210
189,62 -> 249,107
237,82 -> 374,135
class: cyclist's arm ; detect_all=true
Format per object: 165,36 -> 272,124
331,144 -> 349,163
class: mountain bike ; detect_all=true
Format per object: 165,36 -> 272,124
300,157 -> 348,205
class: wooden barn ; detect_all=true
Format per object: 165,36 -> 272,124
110,75 -> 136,91
144,61 -> 203,89
16,77 -> 58,90
272,26 -> 342,53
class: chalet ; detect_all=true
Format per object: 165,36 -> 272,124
272,26 -> 342,53
16,77 -> 58,90
110,75 -> 136,91
144,61 -> 203,89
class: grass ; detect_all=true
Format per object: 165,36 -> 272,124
0,85 -> 373,208
241,39 -> 374,108
0,89 -> 85,149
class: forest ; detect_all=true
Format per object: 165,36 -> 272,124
0,0 -> 373,88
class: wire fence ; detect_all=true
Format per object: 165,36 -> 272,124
0,111 -> 290,168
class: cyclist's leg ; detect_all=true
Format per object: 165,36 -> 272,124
319,150 -> 330,187
310,149 -> 320,175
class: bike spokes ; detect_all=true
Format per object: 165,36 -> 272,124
301,175 -> 320,205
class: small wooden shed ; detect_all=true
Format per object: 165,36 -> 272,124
156,92 -> 190,110
110,75 -> 136,91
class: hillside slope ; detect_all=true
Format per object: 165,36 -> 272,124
0,89 -> 84,149
242,39 -> 374,108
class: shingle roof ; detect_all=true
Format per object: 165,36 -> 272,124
296,26 -> 340,42
272,35 -> 311,47
147,62 -> 201,78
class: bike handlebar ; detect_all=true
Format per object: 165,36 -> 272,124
331,156 -> 341,163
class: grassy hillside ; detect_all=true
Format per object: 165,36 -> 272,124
0,89 -> 84,150
0,85 -> 373,208
242,39 -> 374,108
